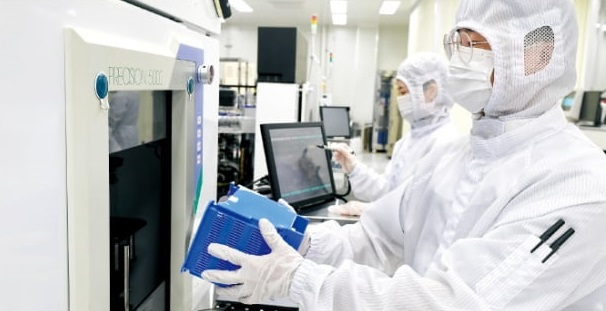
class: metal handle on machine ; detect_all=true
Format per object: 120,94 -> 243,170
197,64 -> 214,85
124,245 -> 130,311
114,242 -> 120,272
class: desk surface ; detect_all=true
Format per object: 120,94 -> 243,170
299,196 -> 360,224
303,208 -> 359,223
579,126 -> 606,150
214,300 -> 297,311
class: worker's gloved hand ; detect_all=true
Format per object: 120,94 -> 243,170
327,200 -> 368,216
202,219 -> 304,304
278,198 -> 311,256
277,198 -> 296,213
330,143 -> 357,174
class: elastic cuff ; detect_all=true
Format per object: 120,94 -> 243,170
347,162 -> 364,177
305,221 -> 341,262
298,230 -> 311,256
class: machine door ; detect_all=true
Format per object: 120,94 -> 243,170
65,27 -> 217,311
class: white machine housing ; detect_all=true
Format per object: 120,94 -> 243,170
0,1 -> 220,311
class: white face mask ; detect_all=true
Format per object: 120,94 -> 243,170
397,94 -> 414,122
398,93 -> 438,124
417,100 -> 437,121
447,46 -> 494,113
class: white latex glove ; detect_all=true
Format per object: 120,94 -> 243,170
277,198 -> 296,213
278,198 -> 311,256
330,142 -> 357,174
202,218 -> 304,304
327,200 -> 368,216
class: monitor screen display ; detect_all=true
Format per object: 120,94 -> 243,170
260,122 -> 336,207
561,91 -> 576,111
320,106 -> 351,139
579,91 -> 603,126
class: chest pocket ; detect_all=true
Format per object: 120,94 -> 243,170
475,235 -> 559,309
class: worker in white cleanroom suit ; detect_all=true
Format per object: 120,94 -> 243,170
329,52 -> 461,216
202,0 -> 606,310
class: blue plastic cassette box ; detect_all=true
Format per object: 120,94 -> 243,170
181,184 -> 309,280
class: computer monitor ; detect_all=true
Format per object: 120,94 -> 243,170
560,90 -> 584,122
579,91 -> 604,127
260,122 -> 337,208
319,106 -> 351,139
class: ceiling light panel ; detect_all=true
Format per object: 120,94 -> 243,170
330,0 -> 347,14
379,1 -> 401,15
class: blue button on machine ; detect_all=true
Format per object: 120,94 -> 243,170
94,72 -> 109,100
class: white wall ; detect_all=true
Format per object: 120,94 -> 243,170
220,26 -> 258,64
577,0 -> 606,90
324,26 -> 378,125
597,7 -> 606,90
408,0 -> 459,56
377,25 -> 409,71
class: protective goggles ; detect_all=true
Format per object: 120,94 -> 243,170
443,30 -> 489,63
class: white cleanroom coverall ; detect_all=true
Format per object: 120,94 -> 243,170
345,53 -> 461,202
202,0 -> 606,309
347,118 -> 458,202
288,0 -> 606,310
295,106 -> 606,310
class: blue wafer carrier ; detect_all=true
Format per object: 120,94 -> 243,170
181,184 -> 309,284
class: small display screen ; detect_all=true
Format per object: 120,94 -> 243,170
320,106 -> 351,138
561,91 -> 575,111
261,123 -> 335,207
580,91 -> 603,125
